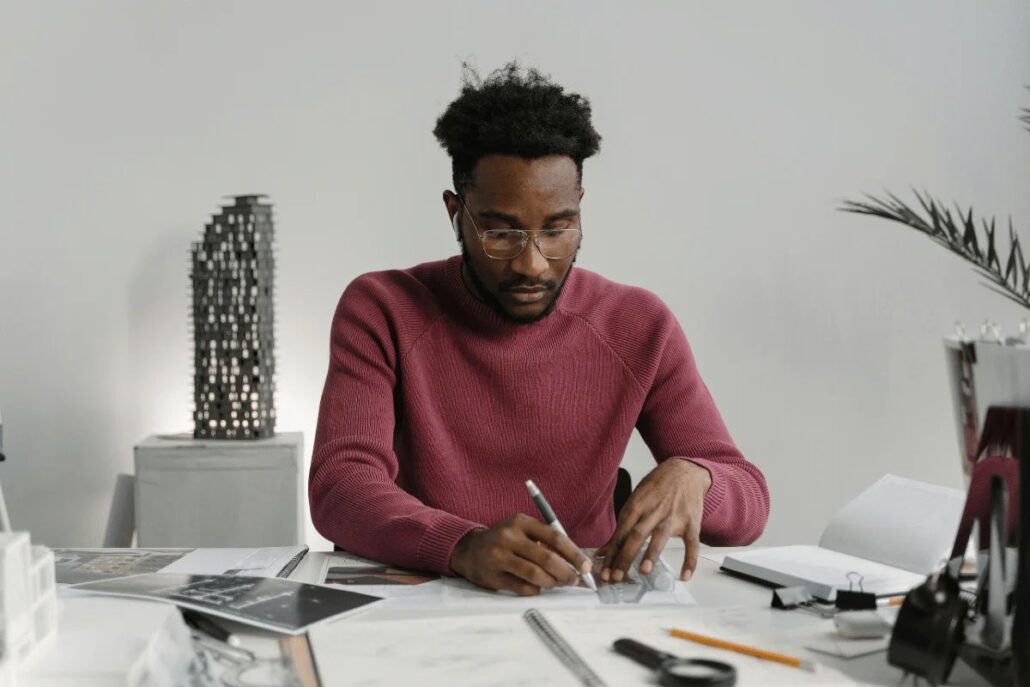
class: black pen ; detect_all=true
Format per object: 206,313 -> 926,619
182,609 -> 240,647
525,479 -> 598,591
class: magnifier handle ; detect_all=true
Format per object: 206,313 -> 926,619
613,638 -> 677,669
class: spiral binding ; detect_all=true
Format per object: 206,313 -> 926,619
523,609 -> 607,687
276,550 -> 308,579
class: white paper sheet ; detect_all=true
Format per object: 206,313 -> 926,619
308,606 -> 856,686
818,474 -> 965,573
804,633 -> 889,659
320,550 -> 695,609
432,576 -> 695,610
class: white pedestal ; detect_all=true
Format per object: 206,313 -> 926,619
134,432 -> 304,547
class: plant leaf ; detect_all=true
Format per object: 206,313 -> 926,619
839,190 -> 1028,312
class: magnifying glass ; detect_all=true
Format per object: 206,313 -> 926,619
613,638 -> 737,687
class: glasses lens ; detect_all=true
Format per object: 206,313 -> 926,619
482,230 -> 526,259
538,230 -> 581,259
481,229 -> 582,259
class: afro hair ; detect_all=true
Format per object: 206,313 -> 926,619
433,62 -> 602,194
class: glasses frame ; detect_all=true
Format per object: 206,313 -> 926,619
457,196 -> 582,261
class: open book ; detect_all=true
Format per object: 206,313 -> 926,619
721,474 -> 965,600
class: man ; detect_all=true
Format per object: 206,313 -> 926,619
310,63 -> 769,595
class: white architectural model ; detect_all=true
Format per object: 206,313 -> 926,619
0,532 -> 56,680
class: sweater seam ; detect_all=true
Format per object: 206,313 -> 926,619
560,310 -> 651,395
398,310 -> 448,362
394,271 -> 450,361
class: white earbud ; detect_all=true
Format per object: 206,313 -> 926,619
452,212 -> 461,238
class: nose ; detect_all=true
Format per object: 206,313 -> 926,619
509,238 -> 549,280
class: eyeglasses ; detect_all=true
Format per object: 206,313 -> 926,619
459,198 -> 582,260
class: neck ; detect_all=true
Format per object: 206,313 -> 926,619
460,260 -> 487,304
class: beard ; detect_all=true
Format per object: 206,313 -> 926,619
459,241 -> 576,325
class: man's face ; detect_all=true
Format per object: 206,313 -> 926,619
445,154 -> 583,324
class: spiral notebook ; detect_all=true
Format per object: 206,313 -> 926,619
524,608 -> 607,687
159,545 -> 308,578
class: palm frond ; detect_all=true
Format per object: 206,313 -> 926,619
840,193 -> 1030,312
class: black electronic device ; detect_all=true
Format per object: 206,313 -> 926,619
1012,408 -> 1030,685
888,569 -> 967,684
887,405 -> 1029,687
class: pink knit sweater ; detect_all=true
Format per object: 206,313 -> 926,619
310,256 -> 769,574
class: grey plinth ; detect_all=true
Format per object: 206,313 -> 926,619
134,432 -> 304,547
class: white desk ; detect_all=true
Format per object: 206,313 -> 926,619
32,545 -> 987,686
270,545 -> 986,686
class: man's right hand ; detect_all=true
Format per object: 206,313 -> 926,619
449,513 -> 594,596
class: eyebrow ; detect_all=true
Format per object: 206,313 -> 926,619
476,208 -> 580,225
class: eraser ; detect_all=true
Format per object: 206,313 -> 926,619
834,610 -> 891,639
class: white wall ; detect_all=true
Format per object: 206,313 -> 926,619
1,1 -> 1029,550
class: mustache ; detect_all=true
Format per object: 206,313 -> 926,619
499,279 -> 557,292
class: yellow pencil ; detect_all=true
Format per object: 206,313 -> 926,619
666,627 -> 816,672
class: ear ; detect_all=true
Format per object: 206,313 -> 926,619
579,187 -> 585,202
442,190 -> 462,239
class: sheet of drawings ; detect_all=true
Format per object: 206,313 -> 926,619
320,549 -> 695,609
72,573 -> 381,634
320,550 -> 446,600
53,548 -> 193,585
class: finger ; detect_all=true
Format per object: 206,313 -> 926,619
601,498 -> 651,581
504,550 -> 560,590
512,538 -> 580,586
594,542 -> 616,582
680,520 -> 701,581
522,518 -> 593,577
640,520 -> 673,574
593,535 -> 613,580
497,572 -> 540,597
610,511 -> 665,582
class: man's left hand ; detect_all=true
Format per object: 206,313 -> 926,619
596,459 -> 712,583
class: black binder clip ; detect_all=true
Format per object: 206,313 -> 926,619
772,585 -> 836,617
836,572 -> 877,610
771,586 -> 814,610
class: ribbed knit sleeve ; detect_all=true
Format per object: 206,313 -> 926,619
309,276 -> 481,575
636,316 -> 770,545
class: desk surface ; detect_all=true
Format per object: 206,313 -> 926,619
37,544 -> 985,686
278,545 -> 919,686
